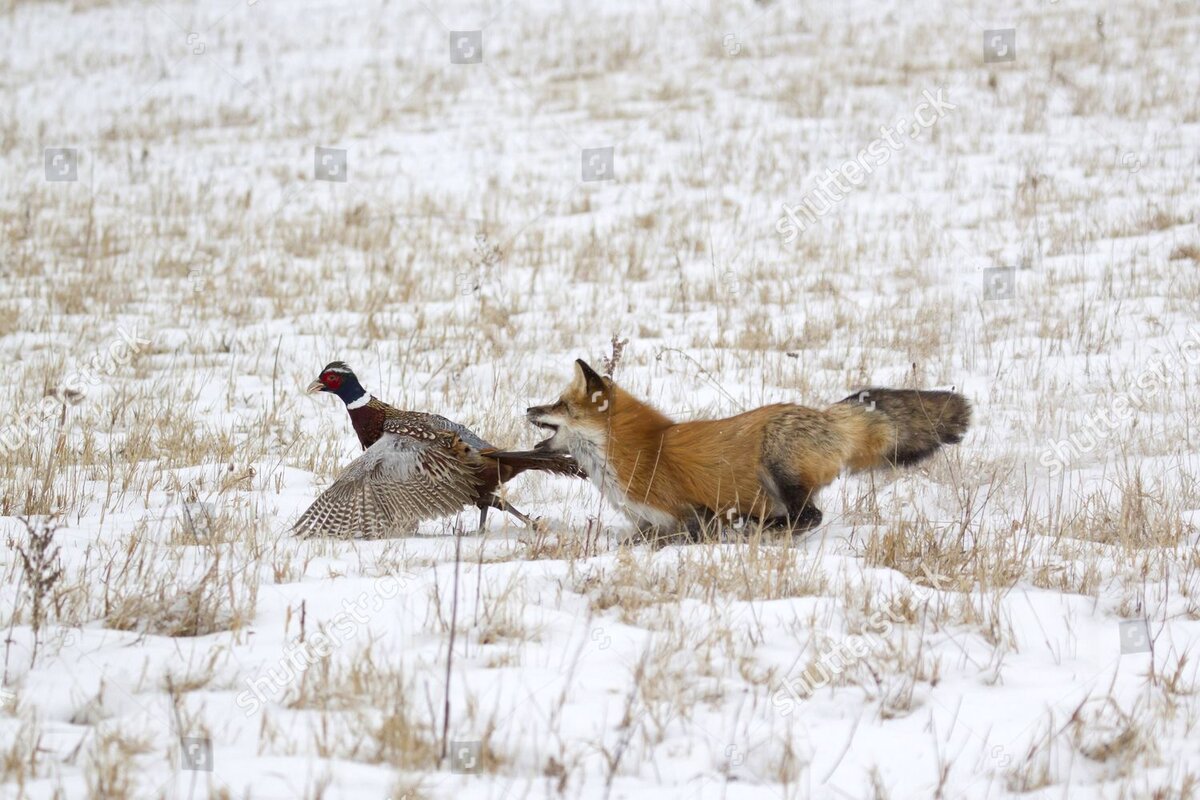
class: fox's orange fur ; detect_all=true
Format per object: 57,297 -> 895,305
527,360 -> 971,536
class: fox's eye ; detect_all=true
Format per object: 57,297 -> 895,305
323,372 -> 342,389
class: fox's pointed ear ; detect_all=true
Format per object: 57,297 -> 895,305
574,359 -> 608,399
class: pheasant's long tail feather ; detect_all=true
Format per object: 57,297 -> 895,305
483,449 -> 587,479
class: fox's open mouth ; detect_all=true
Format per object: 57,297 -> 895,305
530,420 -> 558,450
526,414 -> 560,450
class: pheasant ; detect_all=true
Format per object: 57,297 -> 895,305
293,361 -> 583,539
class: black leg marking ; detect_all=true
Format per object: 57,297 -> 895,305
771,475 -> 824,533
685,508 -> 720,542
791,504 -> 823,531
760,507 -> 823,533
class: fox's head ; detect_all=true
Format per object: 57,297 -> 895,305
526,359 -> 614,453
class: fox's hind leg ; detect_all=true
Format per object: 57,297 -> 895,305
765,473 -> 823,532
761,418 -> 836,533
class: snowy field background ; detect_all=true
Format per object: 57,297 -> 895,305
1,0 -> 1199,797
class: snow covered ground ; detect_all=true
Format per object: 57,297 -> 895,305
1,0 -> 1199,797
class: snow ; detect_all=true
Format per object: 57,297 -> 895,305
1,0 -> 1199,797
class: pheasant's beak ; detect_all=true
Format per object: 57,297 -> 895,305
305,379 -> 325,394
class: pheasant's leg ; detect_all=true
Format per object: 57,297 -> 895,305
490,496 -> 535,526
476,504 -> 489,534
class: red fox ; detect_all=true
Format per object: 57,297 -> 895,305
523,360 -> 971,537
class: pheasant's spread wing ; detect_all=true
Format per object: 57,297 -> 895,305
393,411 -> 495,453
293,430 -> 480,539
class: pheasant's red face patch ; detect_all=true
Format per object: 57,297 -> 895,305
322,372 -> 343,390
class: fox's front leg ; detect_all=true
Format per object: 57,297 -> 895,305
640,508 -> 720,544
683,507 -> 727,542
627,519 -> 691,547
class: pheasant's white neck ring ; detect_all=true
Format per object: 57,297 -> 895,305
346,393 -> 370,410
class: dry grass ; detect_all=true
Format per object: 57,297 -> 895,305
0,0 -> 1198,796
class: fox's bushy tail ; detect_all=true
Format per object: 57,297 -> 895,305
837,388 -> 971,468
